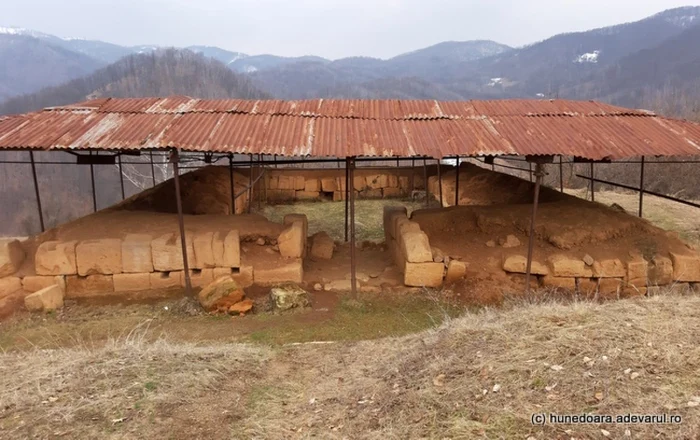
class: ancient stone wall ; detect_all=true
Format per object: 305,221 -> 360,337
265,168 -> 428,203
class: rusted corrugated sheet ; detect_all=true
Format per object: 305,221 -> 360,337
1,97 -> 699,159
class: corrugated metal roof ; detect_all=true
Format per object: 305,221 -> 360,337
1,97 -> 699,160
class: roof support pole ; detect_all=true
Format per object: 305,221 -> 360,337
590,162 -> 595,202
529,162 -> 533,182
559,155 -> 564,193
170,149 -> 192,296
410,158 -> 415,192
229,153 -> 236,215
344,159 -> 350,242
248,154 -> 253,214
90,151 -> 97,213
273,154 -> 278,168
347,156 -> 357,298
423,158 -> 429,208
454,156 -> 460,206
149,151 -> 156,187
29,150 -> 45,232
638,156 -> 645,218
525,162 -> 545,295
257,154 -> 263,211
437,158 -> 443,208
117,154 -> 126,200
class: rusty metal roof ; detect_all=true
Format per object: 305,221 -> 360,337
0,97 -> 698,160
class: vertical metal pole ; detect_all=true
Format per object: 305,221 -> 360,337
117,153 -> 126,200
344,160 -> 350,242
590,162 -> 595,202
348,157 -> 357,297
257,154 -> 262,211
437,159 -> 443,208
454,156 -> 460,206
559,155 -> 564,193
149,150 -> 156,187
525,162 -> 544,295
410,157 -> 415,192
171,149 -> 192,296
639,156 -> 645,218
29,150 -> 45,232
491,157 -> 495,171
229,153 -> 236,215
248,154 -> 253,214
89,151 -> 97,213
529,162 -> 533,182
423,158 -> 429,207
273,154 -> 278,168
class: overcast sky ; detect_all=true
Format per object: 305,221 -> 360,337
3,0 -> 700,59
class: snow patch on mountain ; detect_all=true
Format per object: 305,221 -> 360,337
244,65 -> 258,73
575,50 -> 600,63
665,14 -> 698,28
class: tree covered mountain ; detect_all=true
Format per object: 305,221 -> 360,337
0,49 -> 269,115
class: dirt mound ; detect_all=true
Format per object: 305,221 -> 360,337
429,162 -> 567,207
112,166 -> 252,215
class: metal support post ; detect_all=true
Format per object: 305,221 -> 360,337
639,156 -> 645,217
559,155 -> 564,193
344,160 -> 350,242
248,154 -> 253,213
170,149 -> 192,296
423,158 -> 429,207
590,162 -> 595,202
525,163 -> 545,295
117,154 -> 126,200
29,150 -> 45,232
454,156 -> 460,206
90,151 -> 97,213
150,150 -> 156,187
437,159 -> 443,207
347,157 -> 357,297
229,153 -> 236,214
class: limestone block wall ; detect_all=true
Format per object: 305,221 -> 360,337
383,207 -> 450,288
0,217 -> 310,306
265,168 -> 427,203
502,251 -> 700,298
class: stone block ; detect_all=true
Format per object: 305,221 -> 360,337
621,284 -> 647,298
541,276 -> 576,290
113,273 -> 151,292
149,271 -> 183,290
213,266 -> 254,288
400,230 -> 433,263
388,238 -> 403,267
577,278 -> 598,297
213,230 -> 241,268
404,262 -> 444,287
336,176 -> 347,191
399,176 -> 409,190
0,277 -> 22,300
670,252 -> 700,282
383,206 -> 407,241
0,239 -> 25,277
333,191 -> 345,202
76,239 -> 122,276
279,221 -> 305,258
285,213 -> 309,239
592,258 -> 625,278
366,174 -> 383,190
24,284 -> 64,312
22,275 -> 65,293
65,275 -> 114,298
387,175 -> 399,188
304,178 -> 321,192
353,176 -> 366,191
321,177 -> 337,192
548,255 -> 593,278
296,190 -> 320,200
502,255 -> 549,275
268,175 -> 279,190
152,233 -> 194,272
35,241 -> 78,275
648,256 -> 673,285
383,187 -> 402,198
627,258 -> 649,286
445,260 -> 467,283
181,268 -> 215,288
310,232 -> 335,260
293,176 -> 306,191
395,218 -> 421,238
598,278 -> 623,298
253,259 -> 303,285
198,276 -> 244,311
277,175 -> 294,190
192,232 -> 216,269
121,234 -> 153,273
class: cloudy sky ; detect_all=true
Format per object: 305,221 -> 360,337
4,0 -> 700,59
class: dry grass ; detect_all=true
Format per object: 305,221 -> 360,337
255,198 -> 428,242
2,292 -> 699,438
